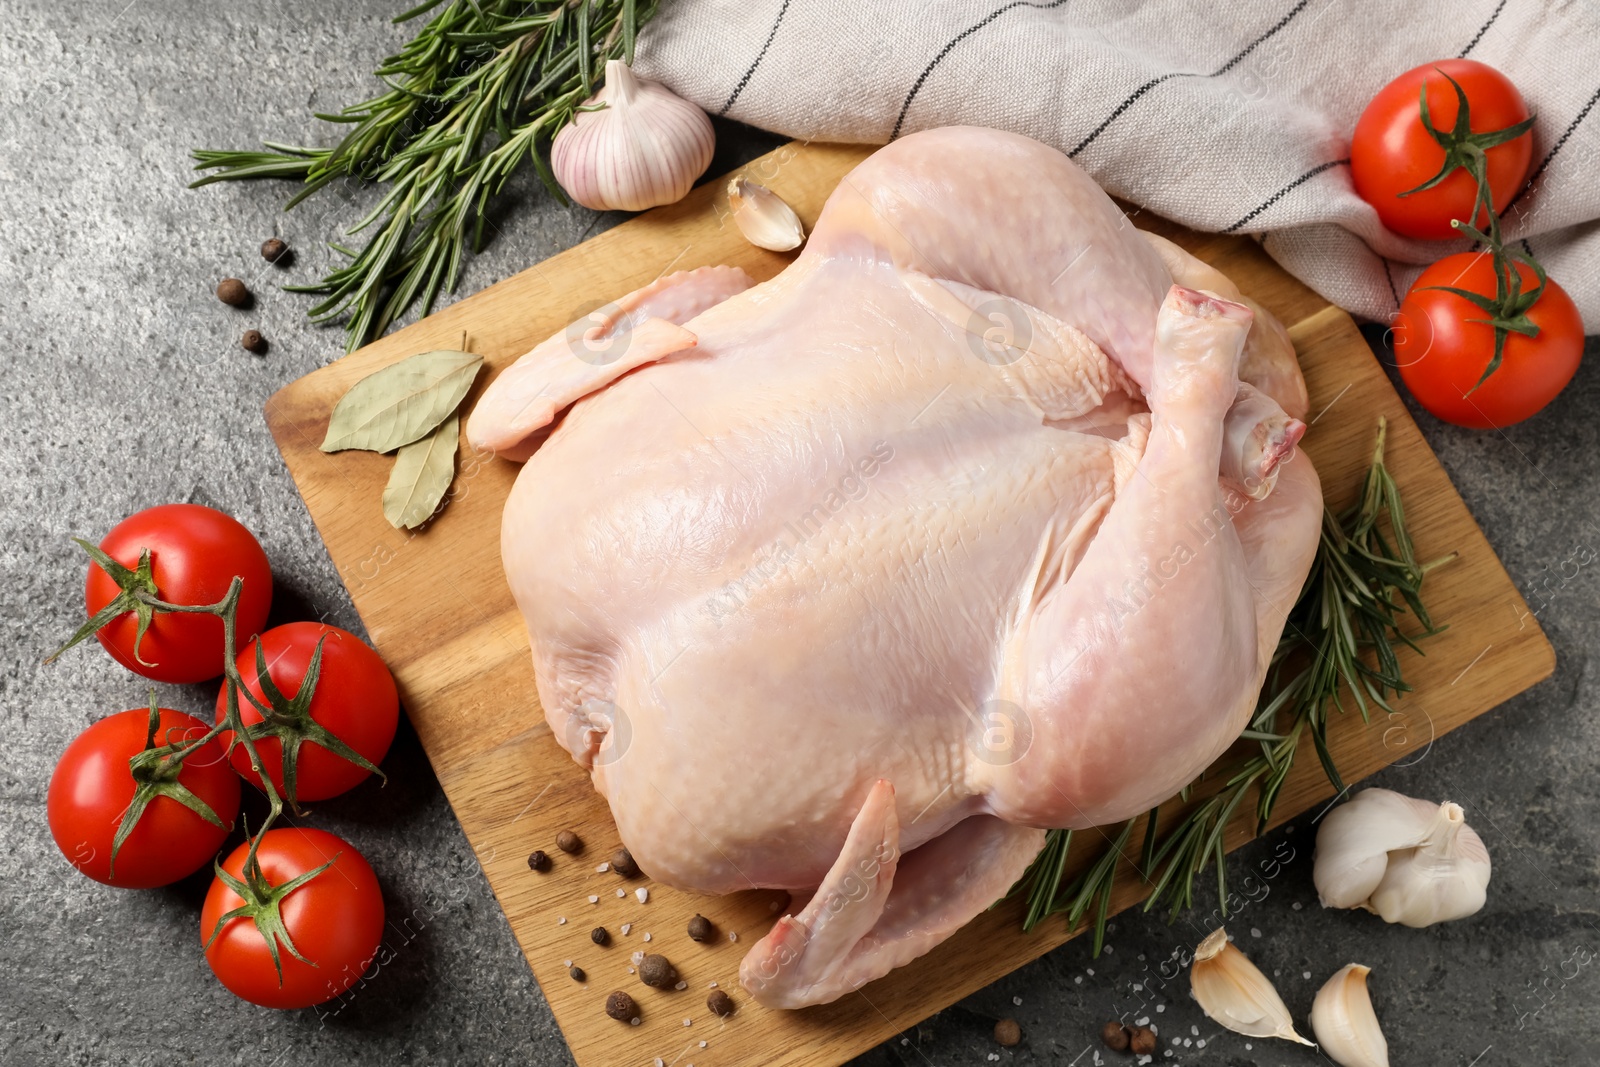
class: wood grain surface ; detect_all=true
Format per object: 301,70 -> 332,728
264,140 -> 1554,1067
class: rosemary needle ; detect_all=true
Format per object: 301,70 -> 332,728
1011,417 -> 1451,943
190,0 -> 658,353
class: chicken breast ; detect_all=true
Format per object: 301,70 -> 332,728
467,126 -> 1322,1009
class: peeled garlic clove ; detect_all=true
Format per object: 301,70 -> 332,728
727,176 -> 805,251
1311,964 -> 1389,1067
551,60 -> 714,212
1367,801 -> 1491,926
1190,928 -> 1313,1045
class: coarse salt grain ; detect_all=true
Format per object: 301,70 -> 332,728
708,981 -> 718,988
588,895 -> 599,904
636,887 -> 650,903
1303,971 -> 1312,980
654,1058 -> 664,1066
557,917 -> 566,925
632,951 -> 645,965
563,959 -> 571,967
616,889 -> 626,898
643,932 -> 653,942
699,1041 -> 707,1048
1136,1016 -> 1149,1026
1011,996 -> 1022,1006
675,981 -> 687,991
620,923 -> 632,935
1191,1025 -> 1199,1036
630,1018 -> 640,1026
728,932 -> 738,942
1156,1004 -> 1165,1013
596,862 -> 610,872
1074,976 -> 1083,985
683,1018 -> 692,1027
1196,1039 -> 1206,1048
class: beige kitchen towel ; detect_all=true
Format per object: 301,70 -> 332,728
636,0 -> 1600,327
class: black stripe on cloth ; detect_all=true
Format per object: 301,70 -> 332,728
891,0 -> 1071,140
1381,256 -> 1400,308
1458,0 -> 1506,58
1068,0 -> 1310,159
1223,158 -> 1349,233
718,0 -> 793,115
1501,83 -> 1600,216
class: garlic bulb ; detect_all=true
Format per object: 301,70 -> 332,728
1313,788 -> 1491,927
551,60 -> 714,212
727,176 -> 805,251
1189,928 -> 1313,1045
1311,964 -> 1389,1067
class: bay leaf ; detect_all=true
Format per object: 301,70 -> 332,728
382,414 -> 460,530
321,350 -> 482,453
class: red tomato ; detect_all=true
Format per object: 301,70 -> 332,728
1351,60 -> 1533,240
201,827 -> 384,1009
1394,252 -> 1583,429
47,708 -> 240,888
218,623 -> 398,802
87,504 -> 273,683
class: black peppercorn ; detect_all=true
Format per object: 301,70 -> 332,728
610,847 -> 639,877
686,914 -> 714,942
604,990 -> 638,1022
590,926 -> 610,946
216,278 -> 250,307
638,953 -> 677,989
706,989 -> 735,1017
569,965 -> 586,982
241,329 -> 267,355
527,849 -> 550,872
556,830 -> 582,854
994,1018 -> 1021,1047
260,237 -> 291,264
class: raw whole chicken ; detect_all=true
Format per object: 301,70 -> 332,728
467,127 -> 1323,1009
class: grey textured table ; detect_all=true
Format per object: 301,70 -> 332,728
2,3 -> 1596,1065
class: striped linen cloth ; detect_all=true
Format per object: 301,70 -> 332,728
636,0 -> 1600,327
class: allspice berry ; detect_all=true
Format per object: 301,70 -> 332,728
706,989 -> 735,1017
216,278 -> 250,307
527,849 -> 550,872
604,990 -> 639,1022
1101,1021 -> 1131,1051
590,926 -> 610,946
556,830 -> 582,854
569,965 -> 586,982
1129,1026 -> 1156,1055
993,1018 -> 1021,1047
610,847 -> 639,877
260,237 -> 291,264
686,914 -> 714,942
638,953 -> 677,989
241,329 -> 267,355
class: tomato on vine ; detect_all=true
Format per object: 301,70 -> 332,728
1351,60 -> 1533,241
57,504 -> 273,684
47,704 -> 240,888
218,622 -> 397,805
1394,252 -> 1582,429
201,827 -> 384,1009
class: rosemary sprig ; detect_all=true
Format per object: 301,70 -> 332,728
189,0 -> 657,353
1012,418 -> 1452,942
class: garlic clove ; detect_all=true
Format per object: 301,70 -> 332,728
551,60 -> 714,213
726,176 -> 805,251
1311,964 -> 1389,1067
1367,801 -> 1491,927
1189,927 -> 1313,1046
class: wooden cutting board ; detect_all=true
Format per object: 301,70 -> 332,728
265,141 -> 1554,1067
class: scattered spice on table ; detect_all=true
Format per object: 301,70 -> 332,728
591,927 -> 610,946
569,965 -> 586,982
639,953 -> 677,989
1101,1021 -> 1131,1051
528,849 -> 550,871
687,914 -> 714,942
706,990 -> 735,1017
1129,1026 -> 1156,1055
557,830 -> 582,854
241,329 -> 267,355
260,237 -> 291,264
994,1019 -> 1021,1047
611,848 -> 640,877
605,990 -> 639,1023
216,278 -> 250,307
